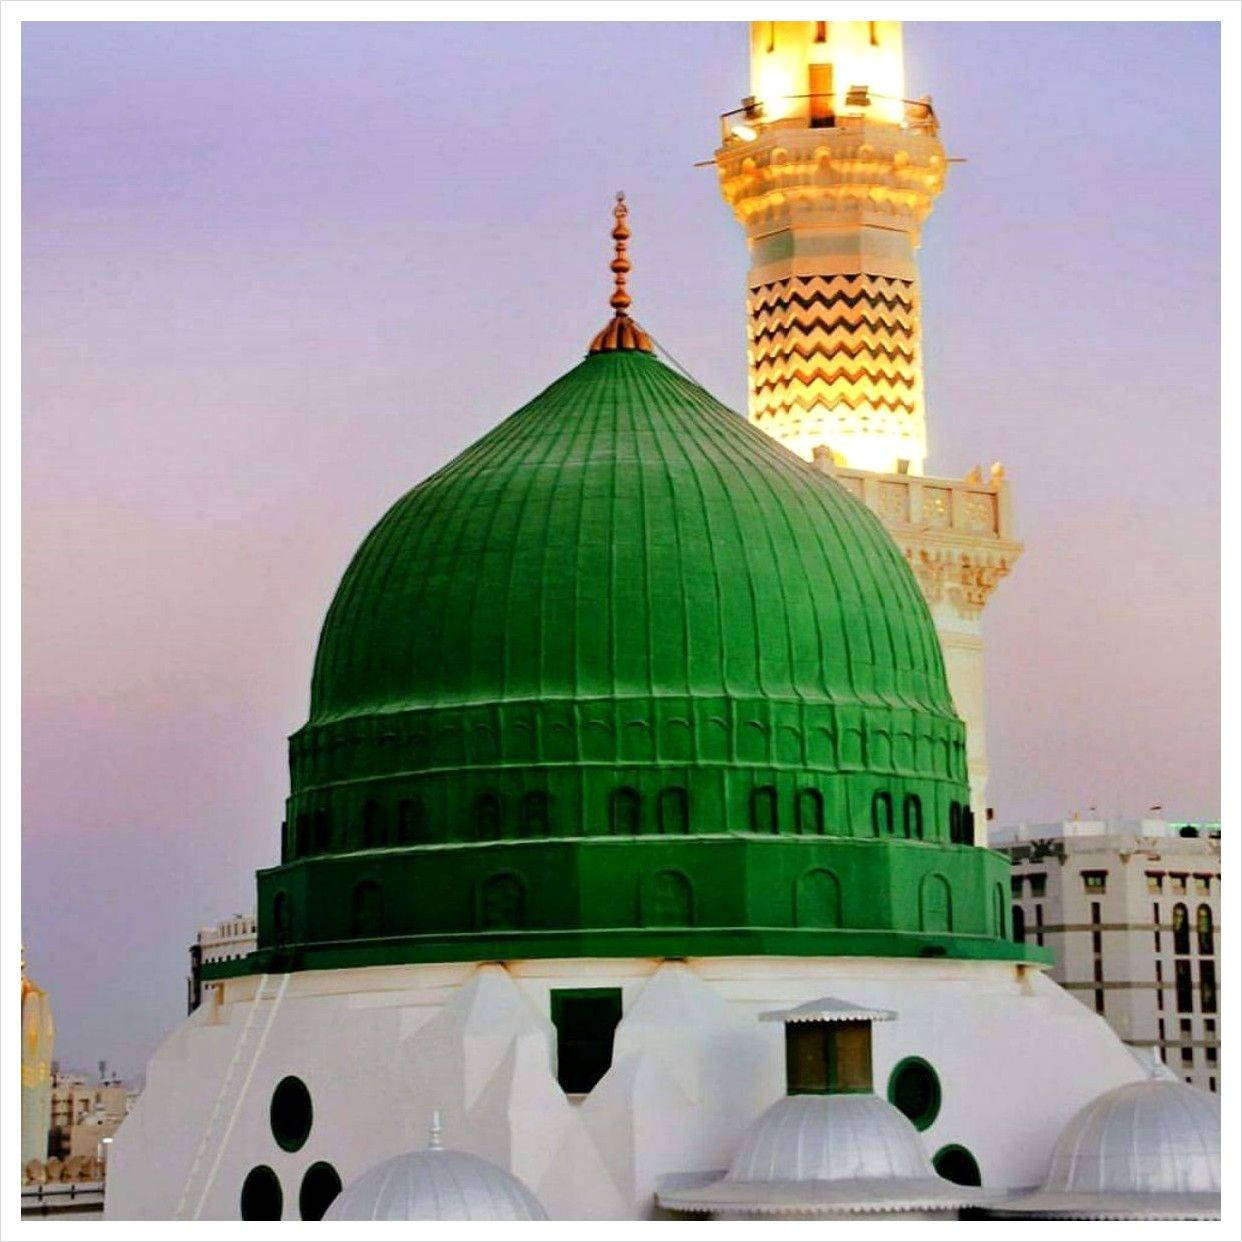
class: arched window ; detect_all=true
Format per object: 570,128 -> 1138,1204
313,809 -> 331,853
351,881 -> 383,937
610,787 -> 641,834
751,785 -> 779,834
795,868 -> 842,928
479,871 -> 526,931
396,797 -> 424,845
521,791 -> 550,837
639,869 -> 694,927
919,874 -> 952,933
295,813 -> 310,857
1196,905 -> 1214,956
658,787 -> 689,835
361,798 -> 382,848
796,788 -> 825,836
272,892 -> 292,945
903,794 -> 923,840
1172,903 -> 1190,955
949,801 -> 963,844
871,790 -> 893,836
474,792 -> 502,840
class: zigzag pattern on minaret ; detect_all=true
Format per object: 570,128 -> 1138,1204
745,273 -> 925,453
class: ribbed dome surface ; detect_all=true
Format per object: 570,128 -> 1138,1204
310,349 -> 949,723
727,1094 -> 933,1183
323,1149 -> 546,1221
1043,1080 -> 1220,1196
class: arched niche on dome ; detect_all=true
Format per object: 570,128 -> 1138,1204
396,796 -> 425,845
361,798 -> 384,848
520,791 -> 551,838
313,808 -> 331,853
434,721 -> 466,766
657,786 -> 689,835
775,724 -> 802,765
739,719 -> 769,764
894,731 -> 914,771
903,793 -> 923,840
639,869 -> 694,928
469,724 -> 498,763
609,786 -> 641,835
478,871 -> 527,931
871,790 -> 894,836
620,718 -> 654,763
751,785 -> 779,834
581,718 -> 613,762
919,873 -> 953,933
544,720 -> 575,763
273,891 -> 293,945
839,727 -> 864,767
992,882 -> 1007,938
809,726 -> 836,766
701,715 -> 729,763
473,792 -> 503,841
794,867 -> 842,928
796,787 -> 825,836
869,729 -> 893,771
351,880 -> 384,937
662,717 -> 693,762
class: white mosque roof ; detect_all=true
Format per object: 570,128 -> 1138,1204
656,1094 -> 984,1216
324,1145 -> 546,1221
759,996 -> 897,1024
989,1078 -> 1220,1220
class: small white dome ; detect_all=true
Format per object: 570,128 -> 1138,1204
990,1078 -> 1220,1220
658,1095 -> 980,1216
324,1149 -> 547,1221
1045,1079 -> 1219,1196
727,1093 -> 932,1183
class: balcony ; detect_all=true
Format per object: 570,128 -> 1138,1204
720,90 -> 938,146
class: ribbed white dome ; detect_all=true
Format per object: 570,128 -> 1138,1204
1044,1079 -> 1219,1196
323,1149 -> 547,1221
727,1093 -> 933,1183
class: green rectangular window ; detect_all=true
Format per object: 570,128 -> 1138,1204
551,988 -> 623,1095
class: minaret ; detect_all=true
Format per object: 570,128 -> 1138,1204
715,21 -> 1022,835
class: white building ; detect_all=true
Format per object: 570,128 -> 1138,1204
992,819 -> 1221,1094
187,914 -> 257,1014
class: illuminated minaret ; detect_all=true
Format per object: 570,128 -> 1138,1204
715,21 -> 1022,834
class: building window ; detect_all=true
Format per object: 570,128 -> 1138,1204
551,988 -> 622,1095
474,792 -> 502,840
1158,1017 -> 1166,1062
1082,870 -> 1107,893
1090,901 -> 1102,954
1029,873 -> 1047,899
313,809 -> 331,852
657,786 -> 689,834
903,794 -> 923,839
361,798 -> 383,847
1034,903 -> 1044,947
872,790 -> 894,836
610,787 -> 641,834
1011,875 -> 1023,896
1196,905 -> 1214,956
1094,988 -> 1105,1014
888,1057 -> 941,1131
1172,903 -> 1190,955
1153,901 -> 1162,952
1146,871 -> 1163,893
785,1019 -> 872,1094
1175,959 -> 1194,1013
1209,1077 -> 1216,1093
1199,960 -> 1217,1014
1155,959 -> 1164,1011
520,791 -> 551,837
814,20 -> 827,42
1205,1018 -> 1217,1064
396,797 -> 425,845
796,788 -> 825,836
1179,1018 -> 1193,1065
1170,873 -> 1187,895
1193,874 -> 1211,896
1012,905 -> 1026,943
751,785 -> 779,834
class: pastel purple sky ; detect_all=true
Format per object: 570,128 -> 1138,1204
23,22 -> 1219,1075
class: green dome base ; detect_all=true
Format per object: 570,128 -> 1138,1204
220,834 -> 1044,976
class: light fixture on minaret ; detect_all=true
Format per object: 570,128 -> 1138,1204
714,21 -> 1023,835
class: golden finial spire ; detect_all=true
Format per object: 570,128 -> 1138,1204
589,192 -> 653,354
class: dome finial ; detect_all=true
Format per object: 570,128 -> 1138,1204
588,191 -> 653,354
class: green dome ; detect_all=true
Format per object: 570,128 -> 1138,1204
310,349 -> 951,722
231,347 -> 1035,977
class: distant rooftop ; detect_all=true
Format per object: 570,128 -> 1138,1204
989,818 -> 1220,848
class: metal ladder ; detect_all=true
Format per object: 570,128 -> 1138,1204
175,971 -> 290,1219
